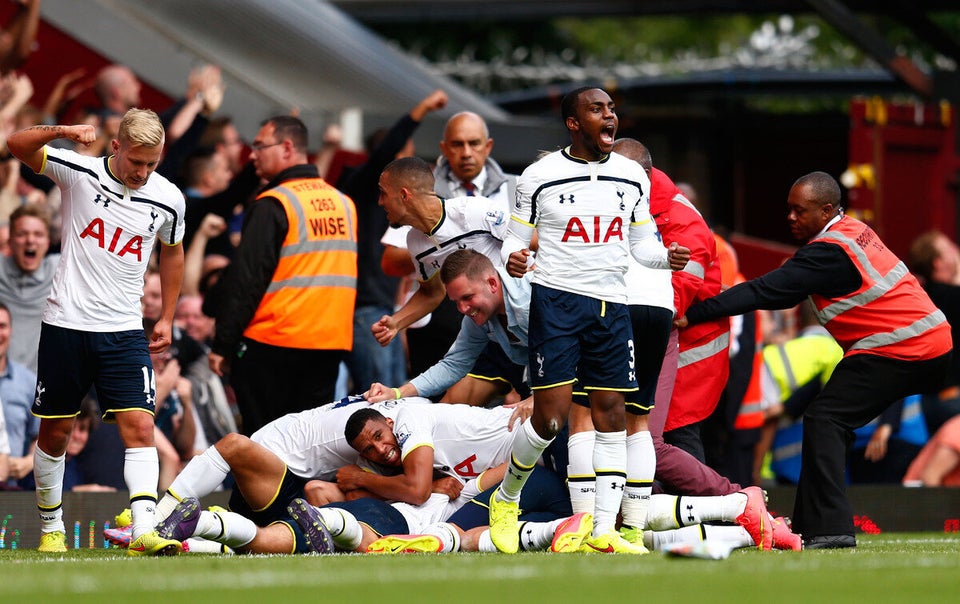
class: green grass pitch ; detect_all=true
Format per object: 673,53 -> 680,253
2,533 -> 959,603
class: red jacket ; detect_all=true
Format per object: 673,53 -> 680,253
647,168 -> 731,431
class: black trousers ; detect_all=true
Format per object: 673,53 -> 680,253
230,338 -> 345,436
794,351 -> 950,538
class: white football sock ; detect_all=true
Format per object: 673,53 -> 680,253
477,529 -> 498,553
317,507 -> 363,551
34,446 -> 66,533
184,537 -> 234,554
645,524 -> 707,550
592,430 -> 627,536
160,445 -> 231,520
519,519 -> 564,551
646,493 -> 747,530
423,522 -> 461,552
566,430 -> 595,515
703,524 -> 754,548
196,509 -> 257,549
498,419 -> 552,503
124,447 -> 159,539
623,430 -> 654,530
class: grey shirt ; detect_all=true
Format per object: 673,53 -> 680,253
0,253 -> 59,372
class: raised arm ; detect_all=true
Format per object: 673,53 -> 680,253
7,124 -> 96,173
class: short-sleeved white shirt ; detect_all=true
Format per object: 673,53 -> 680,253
40,147 -> 185,331
392,403 -> 515,484
406,196 -> 508,282
509,149 -> 655,303
250,396 -> 427,481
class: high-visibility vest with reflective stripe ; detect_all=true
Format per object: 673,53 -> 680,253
762,329 -> 842,401
809,216 -> 951,361
244,178 -> 358,350
734,312 -> 765,430
766,329 -> 844,483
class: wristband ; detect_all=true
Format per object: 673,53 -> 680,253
392,387 -> 402,400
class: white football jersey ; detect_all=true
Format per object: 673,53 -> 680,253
625,261 -> 674,311
507,148 -> 658,303
391,482 -> 484,534
40,146 -> 185,331
406,195 -> 508,282
251,396 -> 428,481
392,403 -> 515,484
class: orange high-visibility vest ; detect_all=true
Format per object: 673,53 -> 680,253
809,216 -> 950,361
734,311 -> 765,431
244,178 -> 358,350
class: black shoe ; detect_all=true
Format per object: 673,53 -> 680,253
803,534 -> 856,550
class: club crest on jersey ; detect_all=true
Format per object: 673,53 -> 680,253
485,210 -> 505,227
80,218 -> 144,261
148,210 -> 160,233
616,189 -> 626,211
561,216 -> 623,243
396,425 -> 411,448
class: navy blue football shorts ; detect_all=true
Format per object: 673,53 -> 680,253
527,284 -> 638,397
467,340 -> 531,398
33,323 -> 156,421
228,466 -> 312,553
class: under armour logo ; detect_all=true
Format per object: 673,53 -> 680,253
457,242 -> 467,249
612,483 -> 625,491
616,190 -> 625,211
628,371 -> 635,381
148,210 -> 160,233
536,352 -> 545,378
686,504 -> 695,523
559,194 -> 575,204
432,260 -> 441,270
508,467 -> 524,481
93,193 -> 111,208
34,381 -> 45,406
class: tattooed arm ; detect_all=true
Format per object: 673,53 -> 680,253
7,124 -> 96,172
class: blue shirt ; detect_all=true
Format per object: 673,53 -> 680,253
410,267 -> 531,397
1,358 -> 39,457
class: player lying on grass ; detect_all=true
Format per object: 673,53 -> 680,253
108,395 -> 426,553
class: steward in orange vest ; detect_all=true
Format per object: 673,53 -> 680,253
681,171 -> 951,549
208,116 -> 358,435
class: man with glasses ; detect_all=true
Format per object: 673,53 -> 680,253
207,116 -> 358,435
